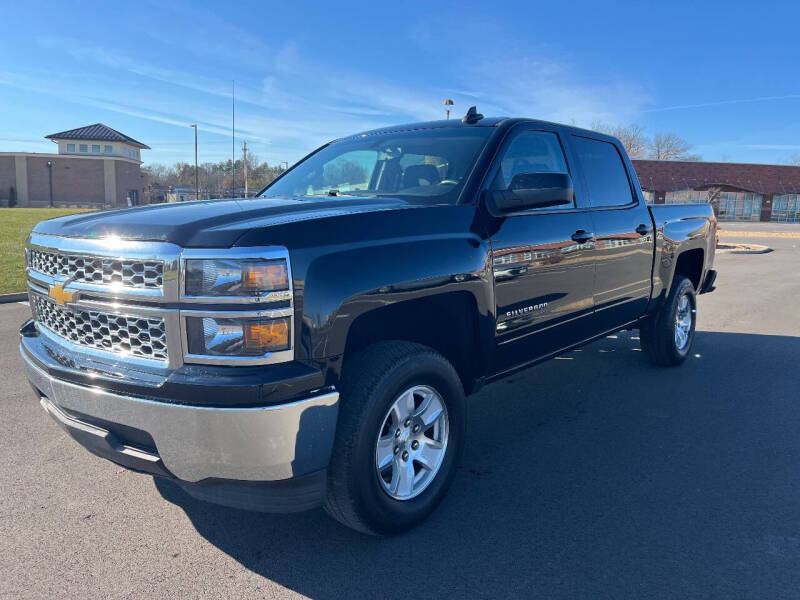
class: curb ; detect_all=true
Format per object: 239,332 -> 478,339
0,293 -> 27,304
717,243 -> 773,255
718,231 -> 800,239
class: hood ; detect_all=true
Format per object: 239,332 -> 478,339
32,196 -> 413,247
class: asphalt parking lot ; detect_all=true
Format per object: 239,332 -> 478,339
2,226 -> 800,599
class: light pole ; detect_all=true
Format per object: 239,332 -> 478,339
444,99 -> 454,120
243,141 -> 248,198
46,161 -> 54,207
189,124 -> 199,200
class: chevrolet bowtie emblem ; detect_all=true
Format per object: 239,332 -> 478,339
48,284 -> 74,307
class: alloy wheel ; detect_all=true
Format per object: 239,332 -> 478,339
674,293 -> 694,352
375,385 -> 449,501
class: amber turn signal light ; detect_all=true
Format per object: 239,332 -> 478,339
243,318 -> 290,352
242,262 -> 288,292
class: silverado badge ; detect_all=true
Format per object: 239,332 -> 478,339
506,302 -> 548,318
48,284 -> 74,307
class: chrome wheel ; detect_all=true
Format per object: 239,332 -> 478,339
375,385 -> 449,501
674,293 -> 694,352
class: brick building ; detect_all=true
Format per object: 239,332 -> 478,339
0,124 -> 150,208
633,159 -> 800,223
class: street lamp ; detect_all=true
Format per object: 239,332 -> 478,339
46,161 -> 54,207
243,141 -> 248,198
189,124 -> 199,200
444,99 -> 454,120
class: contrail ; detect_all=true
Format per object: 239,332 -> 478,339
644,94 -> 800,113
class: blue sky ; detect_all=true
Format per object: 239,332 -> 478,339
1,0 -> 799,167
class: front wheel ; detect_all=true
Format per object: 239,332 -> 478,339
324,341 -> 465,535
640,276 -> 697,366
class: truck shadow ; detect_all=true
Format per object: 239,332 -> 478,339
154,330 -> 800,599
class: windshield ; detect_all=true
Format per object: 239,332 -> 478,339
260,127 -> 493,203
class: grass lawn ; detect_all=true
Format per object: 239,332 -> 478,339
0,208 -> 92,295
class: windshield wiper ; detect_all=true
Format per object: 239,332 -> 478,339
301,190 -> 341,197
304,189 -> 380,197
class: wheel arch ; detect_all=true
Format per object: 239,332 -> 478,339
298,233 -> 494,394
340,292 -> 488,395
648,213 -> 714,314
673,248 -> 704,290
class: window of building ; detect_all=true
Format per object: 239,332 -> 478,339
771,194 -> 800,223
664,189 -> 709,204
665,188 -> 763,221
79,144 -> 88,153
641,189 -> 655,204
717,192 -> 762,221
66,143 -> 75,152
571,136 -> 634,207
92,145 -> 101,153
104,145 -> 113,154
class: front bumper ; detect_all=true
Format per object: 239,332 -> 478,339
21,346 -> 339,510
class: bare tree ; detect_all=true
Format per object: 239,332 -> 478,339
142,164 -> 176,185
790,155 -> 800,166
590,122 -> 701,161
649,132 -> 699,161
590,121 -> 650,159
145,157 -> 288,201
613,124 -> 649,159
590,120 -> 610,134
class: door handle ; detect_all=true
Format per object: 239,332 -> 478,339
571,230 -> 594,243
636,223 -> 651,235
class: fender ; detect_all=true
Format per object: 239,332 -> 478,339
235,202 -> 497,388
648,204 -> 716,312
301,232 -> 494,381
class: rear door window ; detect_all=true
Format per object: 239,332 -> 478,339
570,136 -> 635,207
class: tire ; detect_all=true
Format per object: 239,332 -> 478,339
639,276 -> 697,366
324,341 -> 466,535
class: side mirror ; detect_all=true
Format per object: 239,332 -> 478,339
488,172 -> 574,215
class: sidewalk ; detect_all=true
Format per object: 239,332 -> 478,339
718,221 -> 800,237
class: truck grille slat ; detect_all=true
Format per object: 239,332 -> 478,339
28,250 -> 163,289
31,295 -> 168,362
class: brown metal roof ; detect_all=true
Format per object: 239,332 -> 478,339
632,159 -> 800,196
45,123 -> 150,149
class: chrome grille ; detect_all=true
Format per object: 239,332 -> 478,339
31,295 -> 168,361
28,249 -> 163,289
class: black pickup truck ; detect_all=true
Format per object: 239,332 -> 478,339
20,110 -> 716,535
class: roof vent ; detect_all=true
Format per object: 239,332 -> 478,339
462,106 -> 484,124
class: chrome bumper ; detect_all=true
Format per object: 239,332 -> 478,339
22,350 -> 339,483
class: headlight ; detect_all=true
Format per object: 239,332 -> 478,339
184,259 -> 288,297
185,316 -> 290,356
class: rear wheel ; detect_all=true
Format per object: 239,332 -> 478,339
324,341 -> 465,535
640,276 -> 697,366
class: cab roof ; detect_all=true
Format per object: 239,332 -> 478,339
345,116 -> 609,141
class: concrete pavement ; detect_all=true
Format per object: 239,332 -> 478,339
2,231 -> 799,599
